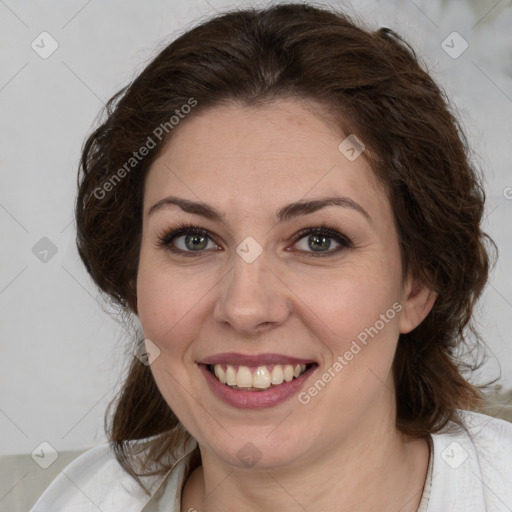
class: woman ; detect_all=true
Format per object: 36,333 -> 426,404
31,3 -> 512,511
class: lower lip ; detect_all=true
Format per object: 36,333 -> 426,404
199,364 -> 317,409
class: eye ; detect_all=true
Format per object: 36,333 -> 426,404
156,223 -> 220,257
291,224 -> 353,256
156,222 -> 353,258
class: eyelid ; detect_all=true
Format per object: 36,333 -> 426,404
289,224 -> 353,256
155,222 -> 221,256
156,222 -> 353,257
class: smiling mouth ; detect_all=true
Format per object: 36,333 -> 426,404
208,363 -> 315,391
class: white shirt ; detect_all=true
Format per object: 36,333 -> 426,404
30,410 -> 512,511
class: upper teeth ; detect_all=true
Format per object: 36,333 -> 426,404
213,364 -> 307,390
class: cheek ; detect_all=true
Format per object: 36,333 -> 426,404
285,258 -> 403,410
136,253 -> 210,343
287,256 -> 402,340
135,260 -> 203,417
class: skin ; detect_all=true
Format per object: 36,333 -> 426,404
136,99 -> 437,512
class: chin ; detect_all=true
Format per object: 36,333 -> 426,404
197,424 -> 316,471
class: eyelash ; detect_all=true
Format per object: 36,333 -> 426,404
155,221 -> 353,258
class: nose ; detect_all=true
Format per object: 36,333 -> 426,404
212,251 -> 292,337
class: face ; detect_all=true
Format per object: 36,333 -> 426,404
136,99 -> 435,470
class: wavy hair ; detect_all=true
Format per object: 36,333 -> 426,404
75,3 -> 497,491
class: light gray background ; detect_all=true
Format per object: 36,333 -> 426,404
1,0 -> 511,459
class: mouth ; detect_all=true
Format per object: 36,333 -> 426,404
207,362 -> 315,391
198,355 -> 318,409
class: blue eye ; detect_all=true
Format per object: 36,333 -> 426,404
156,222 -> 352,257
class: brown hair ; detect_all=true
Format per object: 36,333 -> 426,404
75,2 -> 497,489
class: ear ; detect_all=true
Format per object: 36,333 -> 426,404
399,272 -> 438,334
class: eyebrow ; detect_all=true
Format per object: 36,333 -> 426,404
147,195 -> 371,224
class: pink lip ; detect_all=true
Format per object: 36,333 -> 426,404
200,352 -> 316,366
198,362 -> 318,410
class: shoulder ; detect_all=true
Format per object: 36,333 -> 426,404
428,410 -> 512,511
460,409 -> 512,459
30,438 -> 195,512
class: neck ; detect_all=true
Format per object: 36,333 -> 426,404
181,390 -> 430,512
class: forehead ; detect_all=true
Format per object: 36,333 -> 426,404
143,99 -> 388,224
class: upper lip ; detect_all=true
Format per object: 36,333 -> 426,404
200,352 -> 316,366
